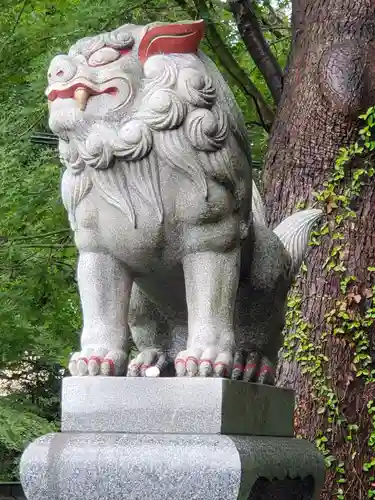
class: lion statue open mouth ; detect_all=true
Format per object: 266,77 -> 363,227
46,20 -> 321,383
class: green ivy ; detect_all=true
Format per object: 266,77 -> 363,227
283,106 -> 375,499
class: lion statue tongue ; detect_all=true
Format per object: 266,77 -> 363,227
46,20 -> 321,382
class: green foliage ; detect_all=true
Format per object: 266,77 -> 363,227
205,0 -> 290,160
283,107 -> 375,499
0,394 -> 58,480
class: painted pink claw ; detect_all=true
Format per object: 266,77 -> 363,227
175,349 -> 233,378
69,348 -> 126,376
231,351 -> 275,384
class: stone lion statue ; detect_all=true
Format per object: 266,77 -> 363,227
46,20 -> 321,384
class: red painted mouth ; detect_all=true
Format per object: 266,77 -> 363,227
47,83 -> 117,102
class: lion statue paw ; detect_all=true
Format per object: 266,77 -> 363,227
69,346 -> 127,377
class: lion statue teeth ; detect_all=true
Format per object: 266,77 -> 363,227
46,20 -> 321,383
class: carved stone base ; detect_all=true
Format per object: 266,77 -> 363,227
20,378 -> 325,499
20,433 -> 324,500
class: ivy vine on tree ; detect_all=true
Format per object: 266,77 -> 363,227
283,107 -> 375,499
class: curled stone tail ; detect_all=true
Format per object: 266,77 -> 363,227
273,209 -> 323,276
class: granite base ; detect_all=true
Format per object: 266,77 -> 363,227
20,432 -> 325,500
61,377 -> 295,436
20,378 -> 325,499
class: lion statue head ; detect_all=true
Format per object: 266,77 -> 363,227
46,20 -> 252,230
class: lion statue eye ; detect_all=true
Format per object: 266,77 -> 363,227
47,55 -> 78,83
88,47 -> 121,67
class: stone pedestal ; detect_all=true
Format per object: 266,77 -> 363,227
20,378 -> 325,500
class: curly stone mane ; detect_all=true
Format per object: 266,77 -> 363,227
56,31 -> 251,229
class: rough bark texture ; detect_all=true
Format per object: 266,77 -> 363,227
263,0 -> 375,498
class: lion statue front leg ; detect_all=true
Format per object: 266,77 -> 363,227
68,251 -> 130,377
175,248 -> 240,377
126,249 -> 240,379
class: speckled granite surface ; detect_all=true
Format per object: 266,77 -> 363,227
61,377 -> 295,436
20,378 -> 325,499
20,433 -> 325,500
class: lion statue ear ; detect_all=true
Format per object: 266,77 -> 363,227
138,19 -> 205,63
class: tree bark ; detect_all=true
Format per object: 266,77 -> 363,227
263,0 -> 375,498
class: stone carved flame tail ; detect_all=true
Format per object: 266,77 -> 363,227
273,209 -> 323,277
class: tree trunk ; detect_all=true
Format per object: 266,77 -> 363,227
263,0 -> 375,498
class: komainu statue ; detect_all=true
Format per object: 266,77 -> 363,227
46,20 -> 321,383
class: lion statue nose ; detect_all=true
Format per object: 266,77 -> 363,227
47,55 -> 78,84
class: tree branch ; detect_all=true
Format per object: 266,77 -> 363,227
228,0 -> 283,105
206,24 -> 274,128
0,229 -> 70,243
18,111 -> 46,139
269,35 -> 291,48
260,16 -> 285,40
209,0 -> 231,11
262,0 -> 284,26
180,0 -> 275,129
15,244 -> 75,249
172,0 -> 196,17
210,0 -> 289,39
0,0 -> 29,57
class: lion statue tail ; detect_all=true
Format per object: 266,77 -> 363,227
273,209 -> 323,276
252,181 -> 322,277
